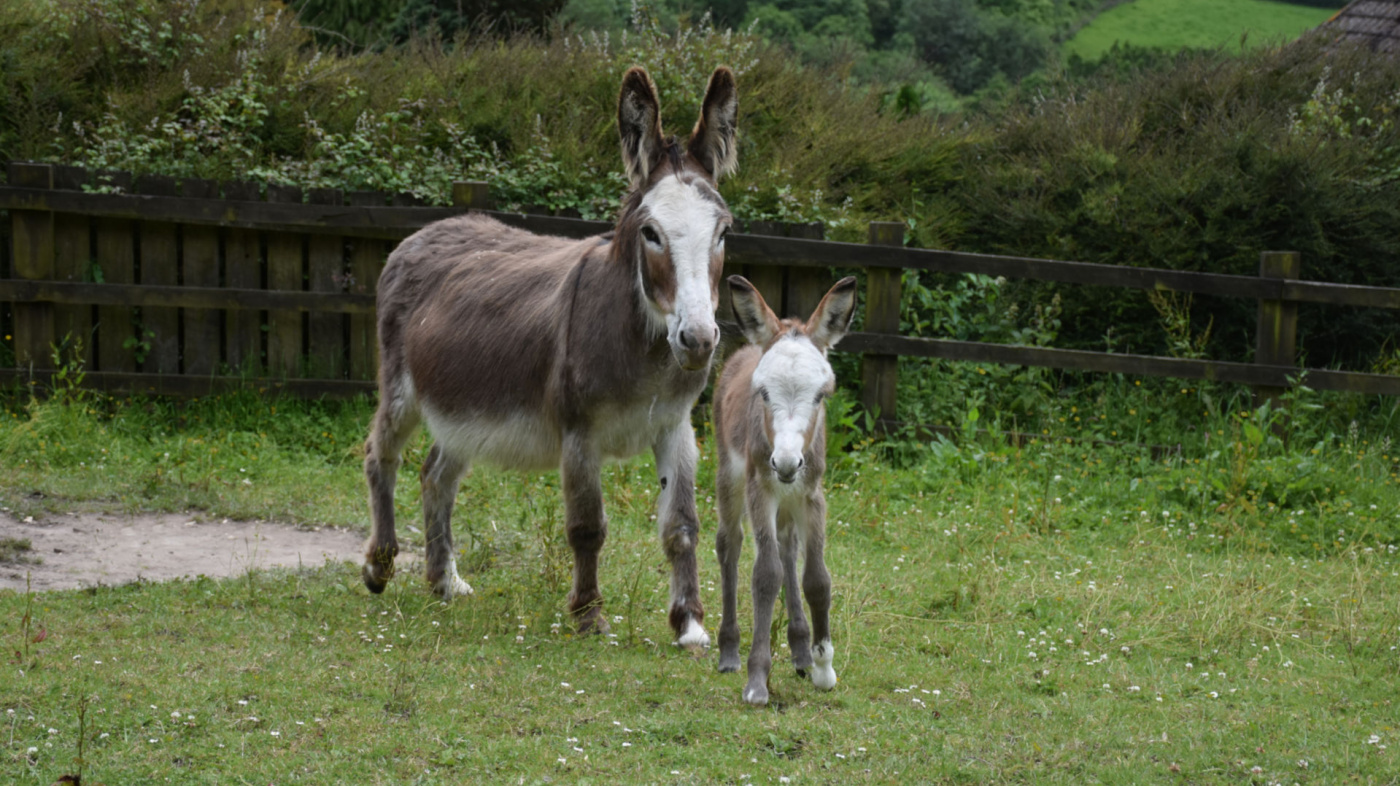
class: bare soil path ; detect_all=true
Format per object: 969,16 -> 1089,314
0,511 -> 395,592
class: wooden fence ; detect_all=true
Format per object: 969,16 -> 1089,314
3,162 -> 1400,416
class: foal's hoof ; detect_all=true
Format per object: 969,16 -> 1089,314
742,682 -> 770,706
431,572 -> 474,601
574,608 -> 611,636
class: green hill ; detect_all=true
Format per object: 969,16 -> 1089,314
1066,0 -> 1343,60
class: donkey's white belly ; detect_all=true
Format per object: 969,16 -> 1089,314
593,395 -> 696,460
420,394 -> 693,471
421,405 -> 562,471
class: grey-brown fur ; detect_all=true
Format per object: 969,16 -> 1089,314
362,67 -> 738,643
713,275 -> 856,705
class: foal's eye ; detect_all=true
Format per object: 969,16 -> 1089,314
717,227 -> 729,245
641,226 -> 662,245
759,389 -> 770,403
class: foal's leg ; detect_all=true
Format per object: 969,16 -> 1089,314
362,376 -> 420,593
421,443 -> 472,600
715,458 -> 745,673
561,431 -> 609,634
778,505 -> 813,676
803,492 -> 837,690
654,422 -> 707,648
744,479 -> 782,706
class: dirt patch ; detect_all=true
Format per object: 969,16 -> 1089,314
0,511 -> 412,592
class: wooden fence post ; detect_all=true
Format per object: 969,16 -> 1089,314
1254,250 -> 1301,407
8,162 -> 55,369
861,222 -> 905,429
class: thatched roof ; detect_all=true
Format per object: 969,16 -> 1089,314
1319,0 -> 1400,53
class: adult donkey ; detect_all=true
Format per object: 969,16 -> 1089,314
362,66 -> 738,645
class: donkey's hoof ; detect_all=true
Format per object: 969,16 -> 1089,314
795,666 -> 809,678
362,561 -> 394,594
718,659 -> 741,674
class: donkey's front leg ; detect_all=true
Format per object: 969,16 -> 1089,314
715,460 -> 745,672
654,422 -> 708,649
745,483 -> 782,706
562,431 -> 609,635
778,508 -> 813,676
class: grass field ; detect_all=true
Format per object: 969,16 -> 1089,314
3,385 -> 1400,783
1065,0 -> 1344,60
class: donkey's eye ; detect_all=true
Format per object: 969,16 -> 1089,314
717,227 -> 729,245
814,391 -> 827,405
759,389 -> 770,403
641,226 -> 662,245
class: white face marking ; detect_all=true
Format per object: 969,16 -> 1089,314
640,177 -> 724,362
751,334 -> 833,482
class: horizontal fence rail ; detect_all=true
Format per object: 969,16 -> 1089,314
3,162 -> 1400,408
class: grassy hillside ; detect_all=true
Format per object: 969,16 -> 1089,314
1065,0 -> 1343,60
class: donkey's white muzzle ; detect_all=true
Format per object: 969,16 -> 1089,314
671,321 -> 719,371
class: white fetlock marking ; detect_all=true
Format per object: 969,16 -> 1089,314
678,617 -> 710,649
811,639 -> 837,690
435,565 -> 474,601
742,686 -> 768,706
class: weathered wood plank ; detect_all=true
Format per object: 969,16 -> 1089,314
135,174 -> 180,373
180,178 -> 222,375
265,184 -> 305,378
834,332 -> 1400,397
223,181 -> 263,373
861,222 -> 904,425
744,220 -> 787,316
51,165 -> 93,359
0,279 -> 374,312
307,187 -> 345,378
95,171 -> 135,372
5,185 -> 1400,312
8,163 -> 55,368
0,368 -> 375,399
347,191 -> 388,381
783,222 -> 829,319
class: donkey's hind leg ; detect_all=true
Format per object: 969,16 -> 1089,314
362,376 -> 420,594
421,442 -> 472,600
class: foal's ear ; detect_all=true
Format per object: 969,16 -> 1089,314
688,66 -> 738,181
806,276 -> 858,352
728,275 -> 780,346
618,67 -> 665,189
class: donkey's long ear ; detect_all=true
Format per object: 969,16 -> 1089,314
806,276 -> 858,352
688,67 -> 738,181
728,275 -> 779,346
619,67 -> 665,189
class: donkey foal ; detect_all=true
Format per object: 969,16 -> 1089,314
713,275 -> 857,705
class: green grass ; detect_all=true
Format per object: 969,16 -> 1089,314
2,385 -> 1400,782
1065,0 -> 1343,60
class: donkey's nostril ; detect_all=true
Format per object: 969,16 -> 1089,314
679,330 -> 697,350
795,457 -> 805,469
